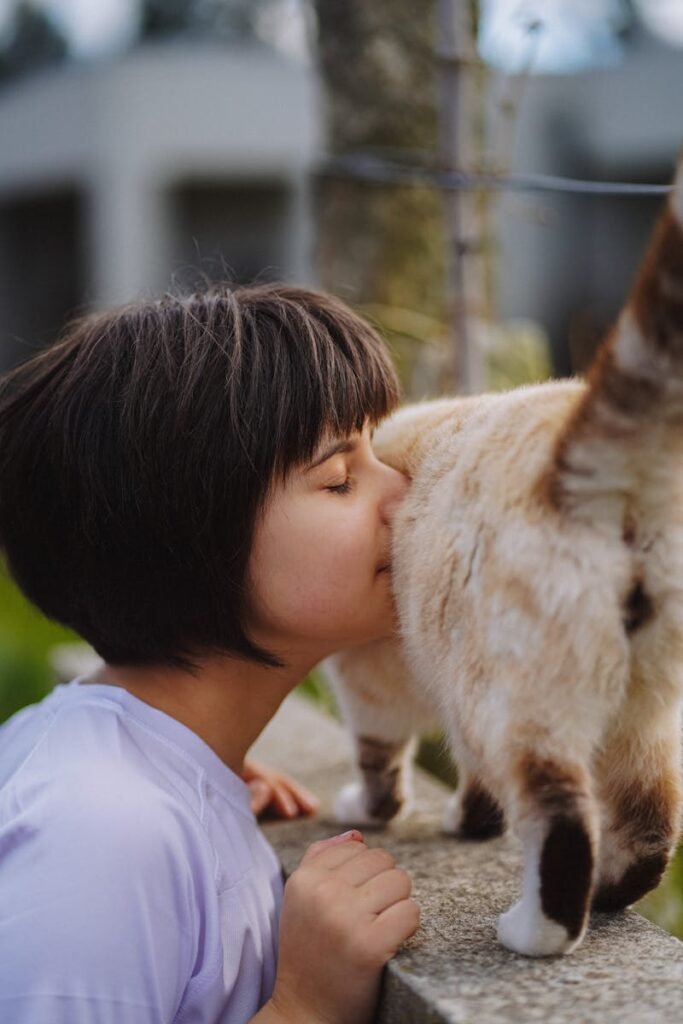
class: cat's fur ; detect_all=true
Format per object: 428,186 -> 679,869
323,161 -> 683,956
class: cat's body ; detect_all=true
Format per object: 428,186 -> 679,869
323,165 -> 683,956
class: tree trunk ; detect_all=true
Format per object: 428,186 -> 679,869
312,0 -> 487,394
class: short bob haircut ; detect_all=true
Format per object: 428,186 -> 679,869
0,285 -> 400,673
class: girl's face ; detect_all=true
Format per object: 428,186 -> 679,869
246,422 -> 409,663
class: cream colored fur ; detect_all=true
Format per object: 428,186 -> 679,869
323,164 -> 683,957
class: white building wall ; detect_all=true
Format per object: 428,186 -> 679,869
0,41 -> 322,350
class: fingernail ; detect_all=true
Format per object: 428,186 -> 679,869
336,829 -> 364,842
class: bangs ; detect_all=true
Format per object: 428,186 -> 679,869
231,285 -> 401,483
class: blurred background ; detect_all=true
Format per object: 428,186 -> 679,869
0,0 -> 682,935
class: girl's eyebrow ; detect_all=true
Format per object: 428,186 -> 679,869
305,439 -> 358,473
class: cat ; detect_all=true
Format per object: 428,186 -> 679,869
323,158 -> 683,957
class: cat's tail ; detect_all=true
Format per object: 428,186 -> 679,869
545,157 -> 683,517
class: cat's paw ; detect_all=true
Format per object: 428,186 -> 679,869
442,786 -> 505,840
497,898 -> 584,957
334,782 -> 385,826
334,782 -> 412,827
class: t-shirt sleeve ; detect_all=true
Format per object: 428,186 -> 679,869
0,769 -> 205,1024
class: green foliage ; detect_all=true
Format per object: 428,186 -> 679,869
482,320 -> 553,391
0,563 -> 78,723
416,733 -> 459,789
296,666 -> 339,717
638,846 -> 683,938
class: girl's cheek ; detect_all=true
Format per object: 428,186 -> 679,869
329,528 -> 370,572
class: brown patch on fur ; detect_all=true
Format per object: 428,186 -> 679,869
543,344 -> 660,514
622,579 -> 654,634
612,775 -> 680,851
535,449 -> 595,514
457,780 -> 505,840
461,470 -> 481,501
541,816 -> 594,939
542,210 -> 683,513
622,512 -> 637,546
587,343 -> 663,422
594,776 -> 679,910
358,736 -> 408,821
500,575 -> 540,619
516,755 -> 595,937
631,211 -> 683,358
516,754 -> 587,814
592,851 -> 669,911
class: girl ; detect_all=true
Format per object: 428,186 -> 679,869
0,285 -> 419,1024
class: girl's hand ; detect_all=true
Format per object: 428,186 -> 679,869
242,758 -> 321,819
266,830 -> 420,1024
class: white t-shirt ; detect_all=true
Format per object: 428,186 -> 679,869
0,678 -> 284,1024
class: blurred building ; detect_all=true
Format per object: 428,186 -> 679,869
0,41 -> 321,372
1,18 -> 682,378
495,23 -> 683,373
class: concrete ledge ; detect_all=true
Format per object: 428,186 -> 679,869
251,693 -> 683,1024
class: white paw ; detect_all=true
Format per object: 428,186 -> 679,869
334,782 -> 383,826
497,898 -> 584,957
442,789 -> 465,835
334,782 -> 413,827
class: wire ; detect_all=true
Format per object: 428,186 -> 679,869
320,152 -> 672,197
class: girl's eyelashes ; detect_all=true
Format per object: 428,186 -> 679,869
326,478 -> 353,495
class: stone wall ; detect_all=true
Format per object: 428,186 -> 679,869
252,694 -> 683,1023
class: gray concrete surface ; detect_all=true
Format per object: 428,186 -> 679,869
251,694 -> 683,1023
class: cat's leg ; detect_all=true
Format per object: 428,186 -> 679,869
593,707 -> 682,911
322,640 -> 437,826
442,767 -> 506,839
496,751 -> 599,957
337,733 -> 418,825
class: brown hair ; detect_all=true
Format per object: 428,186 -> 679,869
0,284 -> 400,672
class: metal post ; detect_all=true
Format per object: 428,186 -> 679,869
435,0 -> 483,394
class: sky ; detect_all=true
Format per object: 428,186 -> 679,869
479,0 -> 683,72
0,0 -> 681,66
0,0 -> 139,53
43,0 -> 139,54
478,0 -> 626,73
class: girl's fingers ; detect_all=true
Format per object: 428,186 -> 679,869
270,775 -> 319,815
271,783 -> 299,818
336,846 -> 396,887
300,831 -> 365,865
358,868 -> 412,915
248,779 -> 273,815
369,898 -> 421,954
242,759 -> 321,817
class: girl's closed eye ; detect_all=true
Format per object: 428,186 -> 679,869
326,477 -> 353,495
